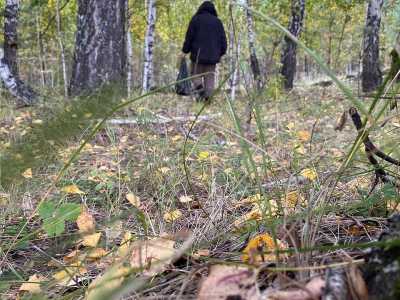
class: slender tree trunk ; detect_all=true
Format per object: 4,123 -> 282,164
280,0 -> 306,90
245,0 -> 262,91
55,0 -> 68,97
69,0 -> 126,96
126,3 -> 133,98
142,0 -> 156,92
36,12 -> 46,86
361,0 -> 384,93
2,0 -> 36,106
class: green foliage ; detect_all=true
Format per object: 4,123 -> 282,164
38,200 -> 80,236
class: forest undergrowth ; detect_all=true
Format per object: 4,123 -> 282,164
0,82 -> 399,299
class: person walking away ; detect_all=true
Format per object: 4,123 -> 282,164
181,1 -> 227,102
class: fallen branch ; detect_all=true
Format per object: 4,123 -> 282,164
349,107 -> 400,193
107,113 -> 222,125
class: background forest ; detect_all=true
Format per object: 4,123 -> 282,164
1,0 -> 400,299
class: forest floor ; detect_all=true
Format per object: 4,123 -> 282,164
0,82 -> 399,299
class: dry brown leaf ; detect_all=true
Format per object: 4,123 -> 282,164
19,274 -> 47,294
63,250 -> 81,264
242,233 -> 288,265
198,265 -> 259,300
82,232 -> 102,248
130,237 -> 175,276
126,193 -> 141,207
193,249 -> 210,259
76,209 -> 96,234
87,248 -> 108,261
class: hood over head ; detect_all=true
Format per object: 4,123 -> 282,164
196,1 -> 218,17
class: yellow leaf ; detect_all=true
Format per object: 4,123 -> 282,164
234,206 -> 262,228
287,122 -> 295,130
242,234 -> 287,265
86,265 -> 131,300
282,191 -> 304,210
32,119 -> 43,125
130,237 -> 175,276
53,263 -> 87,286
163,209 -> 182,223
171,135 -> 182,142
159,167 -> 171,174
234,194 -> 261,208
118,232 -> 133,258
87,248 -> 108,261
300,168 -> 317,181
22,168 -> 33,179
76,209 -> 96,234
297,130 -> 311,142
126,193 -> 141,207
193,249 -> 210,259
82,232 -> 102,248
61,184 -> 85,195
198,151 -> 210,160
19,274 -> 46,294
179,195 -> 193,203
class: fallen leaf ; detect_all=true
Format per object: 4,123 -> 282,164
63,250 -> 81,264
62,184 -> 85,195
82,232 -> 102,248
198,265 -> 258,300
265,276 -> 325,300
234,206 -> 263,228
297,130 -> 311,142
163,209 -> 182,223
87,248 -> 108,261
193,249 -> 210,259
348,265 -> 368,300
118,232 -> 133,258
179,195 -> 193,203
300,168 -> 317,181
32,119 -> 43,125
53,264 -> 87,287
86,265 -> 131,300
130,237 -> 175,276
198,151 -> 210,160
76,209 -> 96,234
159,167 -> 171,174
126,193 -> 141,207
22,168 -> 33,179
19,274 -> 47,294
242,233 -> 287,265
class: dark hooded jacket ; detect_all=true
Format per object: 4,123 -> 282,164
182,1 -> 227,65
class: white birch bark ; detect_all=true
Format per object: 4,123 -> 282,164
55,0 -> 68,97
231,37 -> 241,101
361,0 -> 384,92
245,0 -> 262,90
126,6 -> 133,97
142,0 -> 156,92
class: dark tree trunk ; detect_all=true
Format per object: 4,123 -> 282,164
280,0 -> 305,90
4,0 -> 18,75
69,0 -> 126,96
2,0 -> 36,107
361,0 -> 383,93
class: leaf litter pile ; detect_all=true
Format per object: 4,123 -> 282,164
1,85 -> 400,299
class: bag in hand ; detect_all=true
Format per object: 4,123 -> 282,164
175,58 -> 192,96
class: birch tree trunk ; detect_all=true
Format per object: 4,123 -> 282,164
69,0 -> 126,96
55,0 -> 68,97
280,0 -> 306,90
142,0 -> 156,92
361,0 -> 384,93
245,0 -> 262,91
126,3 -> 133,97
2,0 -> 36,106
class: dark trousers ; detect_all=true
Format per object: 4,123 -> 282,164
191,63 -> 216,99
